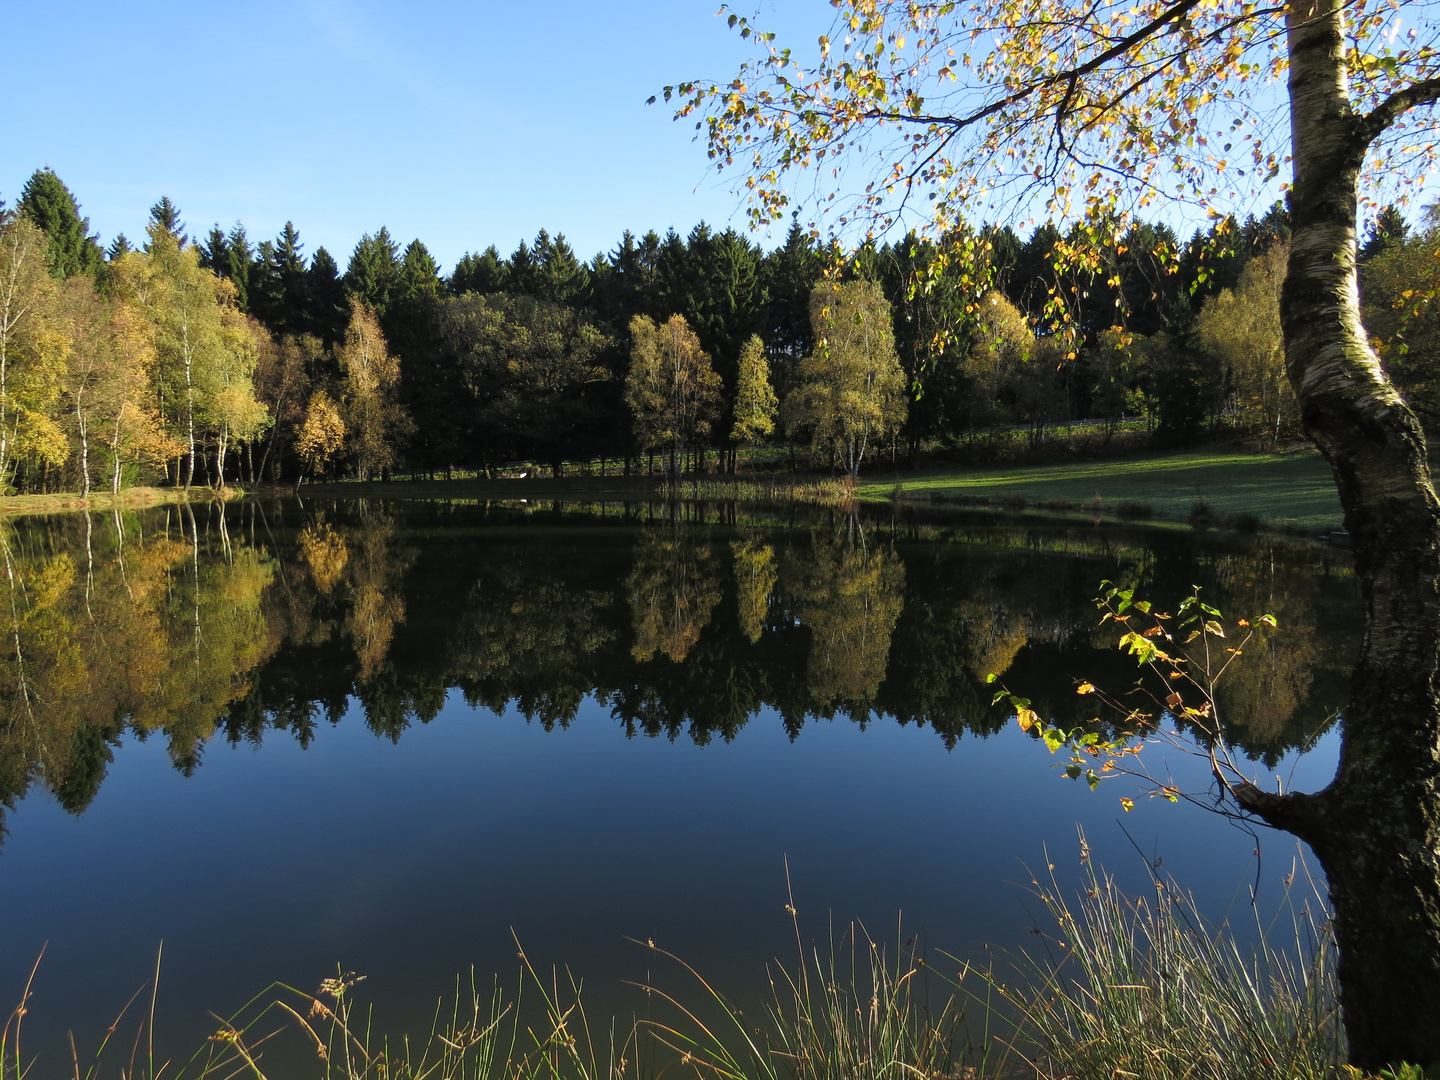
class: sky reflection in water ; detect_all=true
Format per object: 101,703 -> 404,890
0,499 -> 1353,1069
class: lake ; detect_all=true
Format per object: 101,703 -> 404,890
0,497 -> 1354,1072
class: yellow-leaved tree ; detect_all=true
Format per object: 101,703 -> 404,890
786,279 -> 906,479
110,223 -> 267,489
57,278 -> 177,494
624,314 -> 722,479
0,215 -> 69,488
671,0 -> 1440,1063
296,391 -> 347,482
730,334 -> 778,455
1198,243 -> 1293,446
336,299 -> 411,479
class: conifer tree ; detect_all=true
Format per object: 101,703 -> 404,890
198,227 -> 228,273
199,223 -> 254,312
595,230 -> 662,330
225,224 -> 253,312
449,246 -> 508,295
760,222 -> 824,390
147,197 -> 186,247
507,236 -> 538,297
306,247 -> 348,344
1362,205 -> 1409,261
18,169 -> 103,279
273,222 -> 309,336
533,232 -> 590,306
345,229 -> 401,317
247,240 -> 281,325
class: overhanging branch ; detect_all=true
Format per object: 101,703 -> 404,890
1359,75 -> 1440,146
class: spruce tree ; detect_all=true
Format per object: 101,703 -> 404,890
199,226 -> 228,272
596,230 -> 662,331
1362,206 -> 1410,261
225,224 -> 253,312
534,232 -> 590,306
345,228 -> 401,316
507,237 -> 538,297
449,246 -> 508,295
17,168 -> 103,278
147,197 -> 186,247
274,222 -> 309,336
391,240 -> 453,474
759,222 -> 822,385
248,240 -> 282,325
306,247 -> 348,345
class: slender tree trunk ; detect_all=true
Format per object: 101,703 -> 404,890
111,406 -> 124,494
182,319 -> 196,492
75,396 -> 90,498
1236,0 -> 1440,1065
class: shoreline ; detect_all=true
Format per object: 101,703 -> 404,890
0,486 -> 226,518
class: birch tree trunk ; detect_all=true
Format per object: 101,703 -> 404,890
1237,0 -> 1440,1064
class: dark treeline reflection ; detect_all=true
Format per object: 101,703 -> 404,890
0,499 -> 1359,832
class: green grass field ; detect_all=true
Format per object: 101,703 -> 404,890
858,448 -> 1346,532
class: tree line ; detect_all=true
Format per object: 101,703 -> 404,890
1,166 -> 1430,492
0,500 -> 1355,831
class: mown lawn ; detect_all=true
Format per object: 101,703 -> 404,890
858,448 -> 1345,532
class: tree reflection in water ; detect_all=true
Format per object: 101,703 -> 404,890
0,498 -> 1360,836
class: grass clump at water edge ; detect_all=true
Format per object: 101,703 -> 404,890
1,861 -> 1343,1080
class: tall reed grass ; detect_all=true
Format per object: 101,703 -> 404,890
990,859 -> 1344,1079
1,861 -> 1345,1080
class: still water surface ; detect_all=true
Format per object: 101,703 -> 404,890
0,499 -> 1354,1068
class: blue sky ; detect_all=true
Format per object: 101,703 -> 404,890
3,1 -> 830,271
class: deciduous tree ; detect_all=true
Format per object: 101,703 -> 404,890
675,0 -> 1440,1062
1198,243 -> 1293,446
787,279 -> 905,478
0,215 -> 69,487
335,299 -> 410,478
56,279 -> 173,495
624,314 -> 722,478
730,334 -> 778,449
111,225 -> 266,489
296,390 -> 346,481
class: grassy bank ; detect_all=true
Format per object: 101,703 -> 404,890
0,486 -> 205,518
860,448 -> 1344,533
292,448 -> 1346,534
6,450 -> 1346,535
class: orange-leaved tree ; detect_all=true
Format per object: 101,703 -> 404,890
668,0 -> 1440,1066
